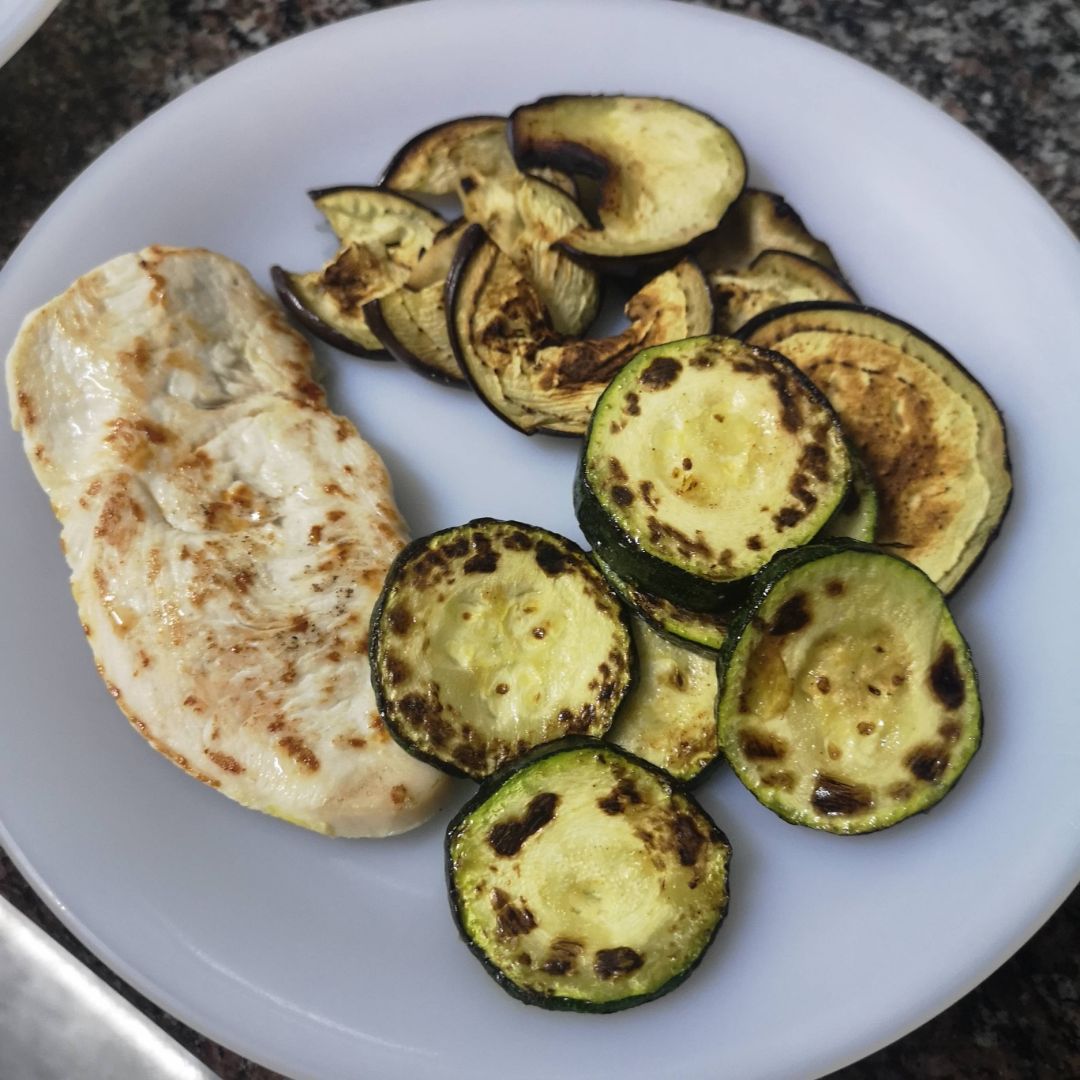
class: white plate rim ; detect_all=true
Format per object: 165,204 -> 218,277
2,2 -> 1079,1077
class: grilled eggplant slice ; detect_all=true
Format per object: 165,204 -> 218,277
272,187 -> 445,356
575,336 -> 851,611
370,520 -> 634,781
710,250 -> 858,335
446,738 -> 732,1011
716,541 -> 981,834
364,220 -> 468,384
382,114 -> 599,335
607,618 -> 720,784
447,226 -> 714,436
593,551 -> 729,654
510,95 -> 746,268
696,189 -> 842,275
739,303 -> 1012,592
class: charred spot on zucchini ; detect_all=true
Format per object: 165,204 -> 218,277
716,541 -> 981,834
272,187 -> 445,356
446,738 -> 731,1011
607,617 -> 721,784
446,226 -> 714,436
576,335 -> 851,611
510,95 -> 746,269
709,250 -> 858,335
738,303 -> 1012,592
592,550 -> 729,654
370,521 -> 634,780
695,189 -> 842,276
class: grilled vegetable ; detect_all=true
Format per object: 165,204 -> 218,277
447,226 -> 714,435
272,187 -> 445,356
716,541 -> 981,834
370,520 -> 634,781
709,250 -> 858,335
739,303 -> 1012,592
381,114 -> 600,335
364,220 -> 469,385
607,618 -> 720,783
446,738 -> 732,1011
575,335 -> 851,611
695,189 -> 842,275
819,449 -> 878,542
593,551 -> 729,654
510,95 -> 746,269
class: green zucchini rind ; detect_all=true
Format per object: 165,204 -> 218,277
716,540 -> 981,834
738,302 -> 1012,593
370,520 -> 635,781
606,618 -> 721,785
575,335 -> 852,612
591,550 -> 729,655
446,737 -> 732,1011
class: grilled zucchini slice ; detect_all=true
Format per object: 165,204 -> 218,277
447,226 -> 714,436
717,541 -> 981,834
607,618 -> 721,784
446,738 -> 732,1011
739,303 -> 1012,592
576,335 -> 851,611
370,521 -> 634,781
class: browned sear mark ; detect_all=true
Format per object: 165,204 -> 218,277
490,888 -> 536,938
488,792 -> 559,856
671,813 -> 706,866
594,947 -> 644,979
541,939 -> 583,976
206,750 -> 244,774
769,592 -> 810,635
905,742 -> 950,782
811,773 -> 873,816
929,643 -> 965,710
739,729 -> 787,760
598,777 -> 643,815
278,735 -> 319,772
640,355 -> 681,389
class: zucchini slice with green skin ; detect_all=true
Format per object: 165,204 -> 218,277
738,302 -> 1012,593
370,520 -> 634,781
716,541 -> 981,834
592,550 -> 729,654
446,226 -> 714,436
446,738 -> 732,1012
510,95 -> 746,270
607,618 -> 721,784
575,335 -> 852,611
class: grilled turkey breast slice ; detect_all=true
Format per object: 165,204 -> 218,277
6,246 -> 450,837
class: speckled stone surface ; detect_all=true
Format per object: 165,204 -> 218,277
0,1 -> 1077,1078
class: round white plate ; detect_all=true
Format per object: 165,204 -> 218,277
0,0 -> 60,67
1,2 -> 1078,1077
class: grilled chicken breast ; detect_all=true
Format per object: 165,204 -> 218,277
6,246 -> 450,836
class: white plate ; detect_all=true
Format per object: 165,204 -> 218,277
1,2 -> 1078,1077
0,0 -> 60,67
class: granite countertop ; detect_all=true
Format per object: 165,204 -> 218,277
1,1 -> 1077,1077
